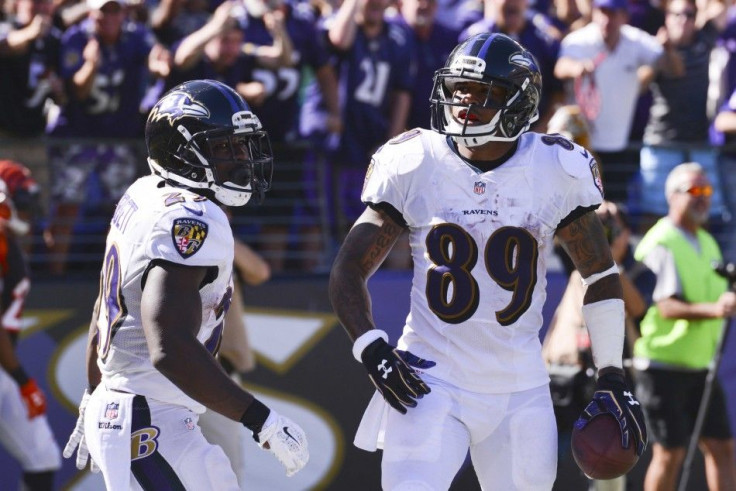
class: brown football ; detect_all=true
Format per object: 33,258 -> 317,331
571,414 -> 639,480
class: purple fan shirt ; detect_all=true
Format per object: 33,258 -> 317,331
165,40 -> 259,93
51,20 -> 155,138
0,21 -> 62,136
326,19 -> 416,166
243,3 -> 330,142
389,16 -> 460,131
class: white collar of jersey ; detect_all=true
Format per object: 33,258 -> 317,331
445,136 -> 520,173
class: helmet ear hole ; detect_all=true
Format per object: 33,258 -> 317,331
188,167 -> 204,181
178,145 -> 200,166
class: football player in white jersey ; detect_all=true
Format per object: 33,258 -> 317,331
329,33 -> 648,490
62,79 -> 308,489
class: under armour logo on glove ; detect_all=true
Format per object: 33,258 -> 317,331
360,338 -> 434,414
624,391 -> 639,406
575,372 -> 648,456
377,360 -> 393,379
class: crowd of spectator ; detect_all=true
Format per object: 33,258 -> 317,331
2,0 -> 736,275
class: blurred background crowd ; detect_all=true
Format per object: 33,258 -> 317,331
1,0 -> 736,277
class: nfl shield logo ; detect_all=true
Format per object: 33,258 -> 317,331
474,181 -> 486,195
105,402 -> 119,420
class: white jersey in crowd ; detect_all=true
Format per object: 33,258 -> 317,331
95,175 -> 234,413
362,128 -> 603,394
559,23 -> 662,152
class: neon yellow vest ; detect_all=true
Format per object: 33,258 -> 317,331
633,218 -> 727,369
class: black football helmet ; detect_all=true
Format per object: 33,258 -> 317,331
145,79 -> 273,207
430,33 -> 542,147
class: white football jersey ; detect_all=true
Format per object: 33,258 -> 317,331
362,128 -> 603,393
95,175 -> 234,413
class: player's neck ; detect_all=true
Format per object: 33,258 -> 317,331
456,139 -> 517,163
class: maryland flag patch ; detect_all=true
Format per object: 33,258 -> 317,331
172,218 -> 208,258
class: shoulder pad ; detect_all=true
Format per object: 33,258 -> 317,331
387,128 -> 423,146
375,128 -> 425,159
561,144 -> 603,196
537,134 -> 591,177
154,196 -> 230,262
373,128 -> 426,168
153,186 -> 212,216
535,133 -> 604,195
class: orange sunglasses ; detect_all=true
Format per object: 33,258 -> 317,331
677,185 -> 713,198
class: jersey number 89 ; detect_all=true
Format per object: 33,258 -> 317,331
425,224 -> 538,326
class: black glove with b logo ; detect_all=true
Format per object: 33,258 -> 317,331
354,331 -> 434,414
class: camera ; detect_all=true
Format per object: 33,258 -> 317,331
713,261 -> 736,287
601,214 -> 622,245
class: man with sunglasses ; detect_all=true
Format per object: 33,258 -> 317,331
633,162 -> 736,490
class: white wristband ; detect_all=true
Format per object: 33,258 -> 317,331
581,298 -> 625,370
581,263 -> 619,286
352,329 -> 389,362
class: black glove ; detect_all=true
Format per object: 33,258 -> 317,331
360,338 -> 434,414
575,372 -> 648,456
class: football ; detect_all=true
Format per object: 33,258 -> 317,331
571,414 -> 639,480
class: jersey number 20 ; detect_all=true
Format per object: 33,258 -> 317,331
97,244 -> 127,360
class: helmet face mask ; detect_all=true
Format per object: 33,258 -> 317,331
430,33 -> 542,147
441,80 -> 512,133
177,125 -> 274,205
145,80 -> 273,207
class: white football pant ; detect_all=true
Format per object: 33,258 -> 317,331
382,375 -> 557,491
0,369 -> 60,472
85,385 -> 240,491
